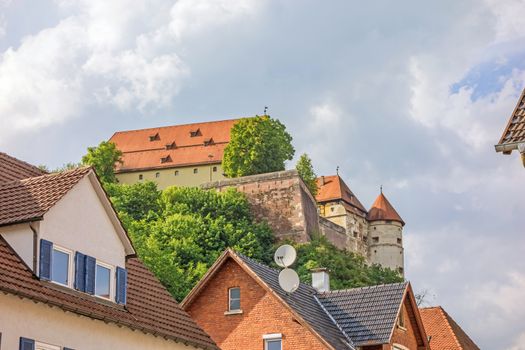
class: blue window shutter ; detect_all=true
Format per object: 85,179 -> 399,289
74,252 -> 86,292
19,337 -> 34,350
116,267 -> 127,305
85,255 -> 96,295
64,348 -> 75,350
39,239 -> 53,281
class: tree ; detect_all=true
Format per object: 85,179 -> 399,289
111,184 -> 274,301
289,236 -> 403,289
296,153 -> 318,196
222,116 -> 295,177
82,141 -> 122,184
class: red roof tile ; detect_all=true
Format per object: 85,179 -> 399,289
0,167 -> 92,226
496,88 -> 525,153
109,119 -> 238,172
0,235 -> 217,349
366,192 -> 404,225
315,175 -> 367,215
420,306 -> 479,350
0,152 -> 47,183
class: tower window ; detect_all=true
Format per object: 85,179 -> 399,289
156,172 -> 160,178
353,231 -> 358,238
174,170 -> 179,176
330,207 -> 335,212
397,238 -> 402,244
372,237 -> 379,243
193,168 -> 198,174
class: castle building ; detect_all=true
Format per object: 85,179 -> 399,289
316,175 -> 405,274
109,119 -> 237,189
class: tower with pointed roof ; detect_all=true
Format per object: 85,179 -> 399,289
367,191 -> 405,274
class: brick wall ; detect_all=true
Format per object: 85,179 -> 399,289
203,170 -> 319,243
185,258 -> 330,350
390,296 -> 426,350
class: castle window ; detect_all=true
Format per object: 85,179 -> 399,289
149,133 -> 160,141
204,138 -> 215,146
190,129 -> 202,137
353,231 -> 358,238
174,170 -> 179,176
193,168 -> 198,174
156,172 -> 160,178
372,237 -> 379,243
330,207 -> 335,212
139,174 -> 143,180
397,238 -> 402,244
213,166 -> 218,172
161,155 -> 172,163
228,287 -> 241,311
166,141 -> 176,150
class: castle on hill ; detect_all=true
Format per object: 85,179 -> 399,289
109,120 -> 405,275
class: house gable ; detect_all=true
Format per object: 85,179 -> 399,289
185,257 -> 330,350
390,286 -> 429,350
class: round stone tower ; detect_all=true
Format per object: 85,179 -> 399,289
366,191 -> 405,276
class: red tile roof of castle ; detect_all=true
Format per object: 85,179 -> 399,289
495,88 -> 525,154
367,192 -> 404,226
0,152 -> 47,183
315,175 -> 367,216
420,306 -> 479,350
108,119 -> 238,172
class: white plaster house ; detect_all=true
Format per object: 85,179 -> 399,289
0,154 -> 217,350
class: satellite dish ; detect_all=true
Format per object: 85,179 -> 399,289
278,268 -> 300,293
274,244 -> 297,268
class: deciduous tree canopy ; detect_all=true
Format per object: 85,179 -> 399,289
296,153 -> 318,196
82,141 -> 122,184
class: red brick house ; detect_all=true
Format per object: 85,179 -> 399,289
181,249 -> 429,350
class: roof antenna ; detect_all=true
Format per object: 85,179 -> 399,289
263,106 -> 268,115
336,166 -> 339,175
380,185 -> 383,194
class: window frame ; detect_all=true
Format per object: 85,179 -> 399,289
174,170 -> 179,176
50,245 -> 73,288
155,172 -> 160,178
94,260 -> 114,301
263,334 -> 282,350
193,168 -> 198,174
228,287 -> 241,312
35,341 -> 61,350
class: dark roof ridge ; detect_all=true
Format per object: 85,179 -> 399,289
320,281 -> 408,295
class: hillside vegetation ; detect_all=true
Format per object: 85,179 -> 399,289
106,182 -> 402,301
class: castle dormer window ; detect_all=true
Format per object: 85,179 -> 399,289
204,138 -> 214,146
166,141 -> 176,150
161,155 -> 172,163
190,129 -> 202,137
149,133 -> 160,141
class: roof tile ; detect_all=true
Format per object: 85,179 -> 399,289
316,175 -> 367,215
420,307 -> 479,350
0,152 -> 47,183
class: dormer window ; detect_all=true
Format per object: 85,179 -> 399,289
204,138 -> 214,146
95,262 -> 112,299
166,141 -> 176,150
51,246 -> 72,287
149,133 -> 160,141
190,129 -> 202,137
161,155 -> 172,163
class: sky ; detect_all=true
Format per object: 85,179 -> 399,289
1,0 -> 524,348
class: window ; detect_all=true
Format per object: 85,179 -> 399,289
229,287 -> 241,311
190,129 -> 201,137
397,238 -> 402,244
193,168 -> 198,174
397,305 -> 406,329
156,172 -> 160,178
139,174 -> 143,180
213,166 -> 218,172
372,237 -> 379,243
263,334 -> 282,350
330,207 -> 335,212
161,155 -> 172,163
166,141 -> 176,150
149,133 -> 160,141
174,170 -> 179,176
51,246 -> 71,286
95,262 -> 112,299
204,138 -> 214,146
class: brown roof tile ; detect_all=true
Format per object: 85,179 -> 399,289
0,152 -> 47,183
496,88 -> 525,153
316,175 -> 367,216
420,306 -> 479,350
0,235 -> 217,349
109,119 -> 238,172
366,192 -> 404,225
0,167 -> 92,227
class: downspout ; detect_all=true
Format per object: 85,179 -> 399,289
29,223 -> 38,272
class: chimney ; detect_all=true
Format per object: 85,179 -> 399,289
320,176 -> 325,186
311,268 -> 330,293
